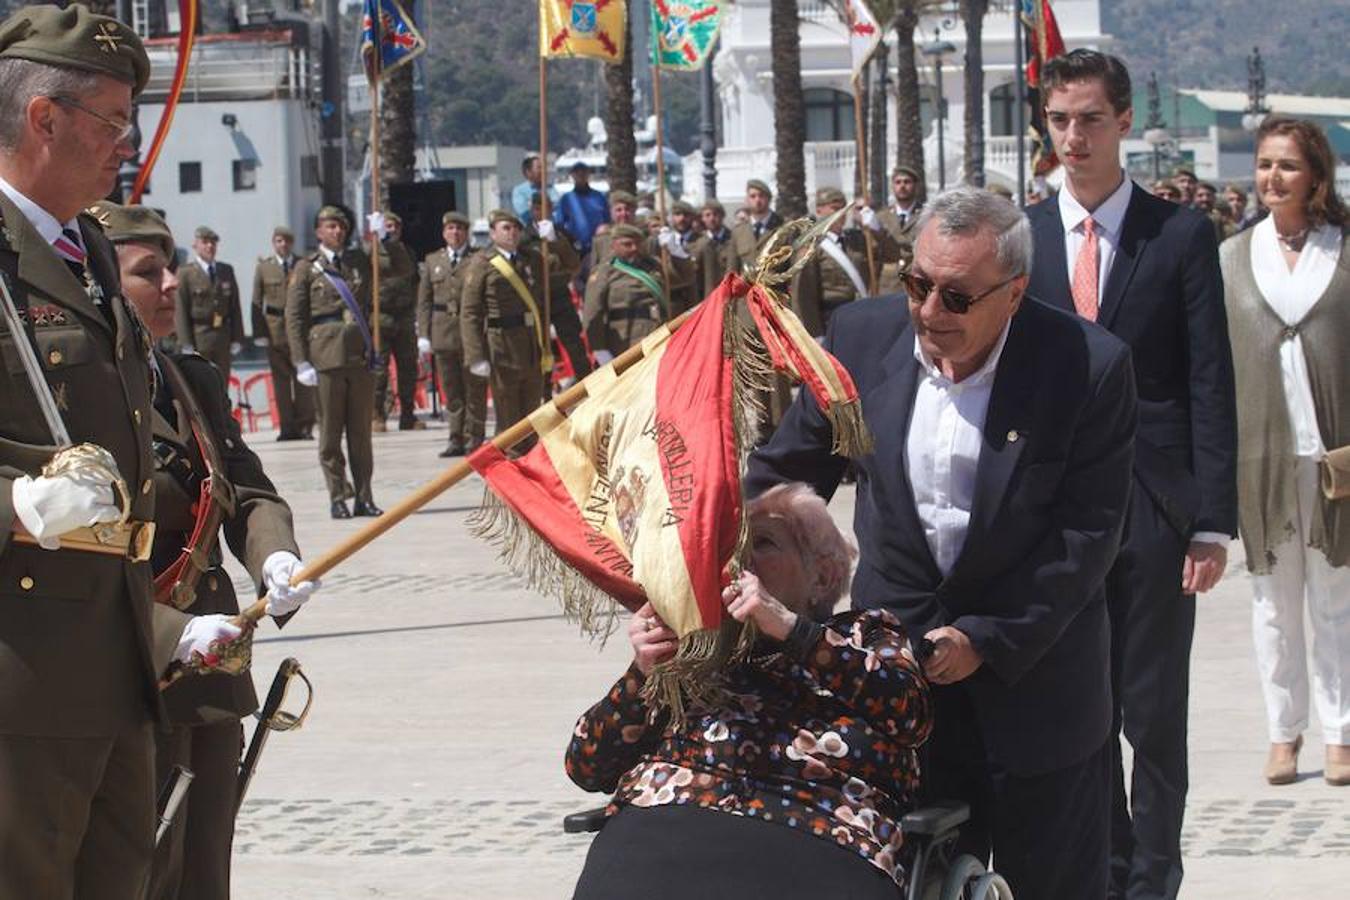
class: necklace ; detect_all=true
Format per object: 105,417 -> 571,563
1275,226 -> 1309,251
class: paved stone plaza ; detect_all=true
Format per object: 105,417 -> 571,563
228,425 -> 1347,898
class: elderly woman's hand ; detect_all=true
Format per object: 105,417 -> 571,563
629,602 -> 679,676
722,572 -> 798,642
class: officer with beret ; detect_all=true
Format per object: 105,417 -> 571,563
90,201 -> 317,900
664,199 -> 705,315
0,6 -> 240,896
791,186 -> 902,337
175,224 -> 244,382
371,211 -> 423,432
416,210 -> 486,456
460,209 -> 560,434
690,199 -> 732,296
875,165 -> 924,293
726,178 -> 784,275
251,224 -> 314,440
587,189 -> 639,270
582,221 -> 693,361
286,205 -> 383,519
525,191 -> 589,387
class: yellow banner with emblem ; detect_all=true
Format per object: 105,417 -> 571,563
488,254 -> 554,374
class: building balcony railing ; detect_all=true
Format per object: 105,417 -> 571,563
140,33 -> 311,104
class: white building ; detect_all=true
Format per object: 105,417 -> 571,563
686,0 -> 1110,205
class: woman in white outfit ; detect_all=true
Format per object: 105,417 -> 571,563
1220,116 -> 1350,786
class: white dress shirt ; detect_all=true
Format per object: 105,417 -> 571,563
906,323 -> 1012,575
819,232 -> 868,297
0,174 -> 82,247
1250,216 -> 1341,458
1058,171 -> 1135,294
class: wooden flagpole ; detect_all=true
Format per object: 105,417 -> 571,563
235,306 -> 700,625
651,58 -> 674,308
538,17 -> 554,399
851,72 -> 877,295
369,14 -> 383,354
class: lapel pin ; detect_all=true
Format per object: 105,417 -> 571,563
1007,429 -> 1020,443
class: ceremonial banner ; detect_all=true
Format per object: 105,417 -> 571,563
842,0 -> 882,80
469,266 -> 868,711
541,0 -> 626,63
361,0 -> 426,82
1021,0 -> 1066,175
650,0 -> 721,71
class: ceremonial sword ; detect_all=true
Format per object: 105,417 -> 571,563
235,657 -> 313,815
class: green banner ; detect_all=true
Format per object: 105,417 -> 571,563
650,1 -> 721,71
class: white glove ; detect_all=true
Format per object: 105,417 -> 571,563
262,550 -> 319,617
296,362 -> 318,386
230,341 -> 242,355
254,336 -> 269,347
469,360 -> 491,377
182,344 -> 196,355
548,324 -> 558,340
857,204 -> 880,231
417,336 -> 432,355
366,211 -> 388,240
12,470 -> 122,550
536,219 -> 557,242
593,349 -> 614,366
658,227 -> 690,259
173,614 -> 243,666
558,375 -> 576,390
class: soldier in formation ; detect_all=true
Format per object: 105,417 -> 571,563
582,222 -> 692,363
251,225 -> 314,440
371,211 -> 423,432
525,191 -> 589,386
875,165 -> 923,293
587,189 -> 639,270
175,224 -> 243,381
690,198 -> 732,296
725,178 -> 784,275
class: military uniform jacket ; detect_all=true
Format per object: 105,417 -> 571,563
416,244 -> 477,355
583,253 -> 692,355
285,246 -> 373,372
522,228 -> 583,313
726,211 -> 785,275
875,205 -> 921,294
251,254 -> 298,351
792,226 -> 904,337
376,238 -> 419,331
0,191 -> 190,737
460,244 -> 549,373
151,350 -> 298,725
688,227 -> 731,297
175,259 -> 244,349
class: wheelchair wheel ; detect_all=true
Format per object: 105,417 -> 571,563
938,854 -> 986,900
968,872 -> 1013,899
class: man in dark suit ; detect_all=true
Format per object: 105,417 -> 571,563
1024,50 -> 1238,900
748,187 -> 1138,897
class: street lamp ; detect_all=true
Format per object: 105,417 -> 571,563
1242,46 -> 1270,133
1142,72 -> 1170,181
921,30 -> 956,191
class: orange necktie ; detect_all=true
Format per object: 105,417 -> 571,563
1072,217 -> 1099,322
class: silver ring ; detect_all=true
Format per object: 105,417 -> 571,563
644,617 -> 654,631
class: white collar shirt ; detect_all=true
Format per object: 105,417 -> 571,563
906,322 -> 1012,575
195,257 -> 215,275
891,202 -> 918,224
0,174 -> 83,248
1059,172 -> 1135,300
319,246 -> 338,266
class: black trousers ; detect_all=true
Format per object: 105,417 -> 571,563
921,684 -> 1111,900
1106,479 -> 1194,899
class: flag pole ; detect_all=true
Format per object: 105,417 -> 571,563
538,9 -> 554,400
1014,2 -> 1027,208
651,57 -> 674,308
851,72 -> 877,295
235,305 -> 700,625
369,12 -> 383,355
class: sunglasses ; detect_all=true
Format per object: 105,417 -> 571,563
901,271 -> 1019,314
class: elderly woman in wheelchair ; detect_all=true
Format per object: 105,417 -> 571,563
564,483 -> 944,898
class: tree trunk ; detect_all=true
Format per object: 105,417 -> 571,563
604,13 -> 638,195
869,41 -> 890,203
893,4 -> 925,190
379,2 -> 418,206
961,0 -> 988,187
855,61 -> 870,199
770,0 -> 806,217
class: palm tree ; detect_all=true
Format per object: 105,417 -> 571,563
378,1 -> 418,204
604,12 -> 638,195
960,0 -> 989,186
770,0 -> 807,218
892,2 -> 926,185
869,41 -> 890,202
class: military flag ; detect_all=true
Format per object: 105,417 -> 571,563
842,0 -> 882,81
541,0 -> 626,62
1021,0 -> 1066,175
361,0 -> 426,82
650,1 -> 722,71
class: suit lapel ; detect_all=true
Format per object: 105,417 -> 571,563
1098,186 -> 1151,330
1033,201 -> 1073,313
0,193 -> 109,334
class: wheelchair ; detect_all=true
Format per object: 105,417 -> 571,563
563,799 -> 1013,900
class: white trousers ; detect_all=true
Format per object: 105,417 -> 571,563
1249,457 -> 1350,745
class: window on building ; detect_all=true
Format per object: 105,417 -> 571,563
179,161 -> 201,193
233,159 -> 259,192
301,155 -> 321,187
804,88 -> 856,142
989,83 -> 1031,138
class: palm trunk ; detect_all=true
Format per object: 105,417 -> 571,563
893,4 -> 925,190
604,13 -> 638,195
961,0 -> 988,187
869,42 -> 890,203
770,0 -> 806,218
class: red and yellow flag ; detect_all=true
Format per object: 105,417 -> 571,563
540,0 -> 626,62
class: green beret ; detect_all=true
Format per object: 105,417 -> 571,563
670,200 -> 696,216
0,4 -> 149,95
442,211 -> 470,227
700,199 -> 725,215
384,211 -> 402,226
745,179 -> 773,199
891,165 -> 921,181
608,190 -> 637,208
272,225 -> 294,240
87,201 -> 174,260
609,223 -> 645,242
317,205 -> 350,230
815,187 -> 847,208
488,208 -> 522,228
193,225 -> 219,242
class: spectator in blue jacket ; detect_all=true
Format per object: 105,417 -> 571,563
553,162 -> 609,255
511,153 -> 558,224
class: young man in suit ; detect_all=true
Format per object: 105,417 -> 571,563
1024,49 -> 1238,900
748,188 -> 1139,897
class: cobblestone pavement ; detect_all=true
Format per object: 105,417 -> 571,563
226,427 -> 1346,898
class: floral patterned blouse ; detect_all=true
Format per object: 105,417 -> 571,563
565,608 -> 933,889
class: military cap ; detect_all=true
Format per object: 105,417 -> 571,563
442,211 -> 470,227
745,178 -> 773,199
488,208 -> 522,228
670,200 -> 696,216
193,225 -> 219,242
609,190 -> 637,208
0,4 -> 149,95
609,223 -> 645,242
384,211 -> 402,227
87,201 -> 174,260
814,187 -> 847,209
700,199 -> 726,215
986,183 -> 1014,200
272,225 -> 295,240
316,204 -> 351,230
892,165 -> 921,181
